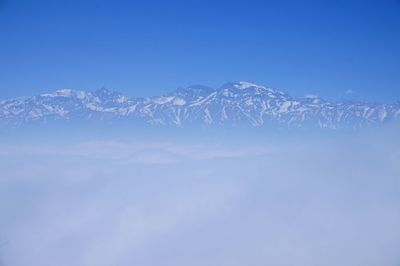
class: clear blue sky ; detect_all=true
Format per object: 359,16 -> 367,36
0,0 -> 399,102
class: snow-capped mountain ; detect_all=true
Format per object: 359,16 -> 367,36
1,81 -> 399,129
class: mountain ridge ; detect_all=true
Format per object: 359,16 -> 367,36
1,81 -> 399,129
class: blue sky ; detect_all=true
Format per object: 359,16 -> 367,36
0,0 -> 399,102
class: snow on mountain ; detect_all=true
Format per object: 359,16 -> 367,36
0,82 -> 399,129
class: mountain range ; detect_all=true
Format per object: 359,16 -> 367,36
1,81 -> 399,129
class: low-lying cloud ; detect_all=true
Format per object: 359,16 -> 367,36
0,140 -> 272,164
0,131 -> 399,266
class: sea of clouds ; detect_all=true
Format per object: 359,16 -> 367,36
0,128 -> 399,266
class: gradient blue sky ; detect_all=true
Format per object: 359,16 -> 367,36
0,0 -> 399,102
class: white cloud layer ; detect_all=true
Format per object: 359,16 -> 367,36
0,132 -> 399,266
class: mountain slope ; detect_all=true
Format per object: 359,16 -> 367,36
1,81 -> 399,129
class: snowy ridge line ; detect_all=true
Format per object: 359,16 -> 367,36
0,81 -> 399,129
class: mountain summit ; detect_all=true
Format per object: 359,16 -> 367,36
1,82 -> 399,129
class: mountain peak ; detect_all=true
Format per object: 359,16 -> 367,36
39,88 -> 79,98
92,88 -> 123,99
219,81 -> 273,91
234,81 -> 265,90
93,87 -> 116,95
56,88 -> 74,95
